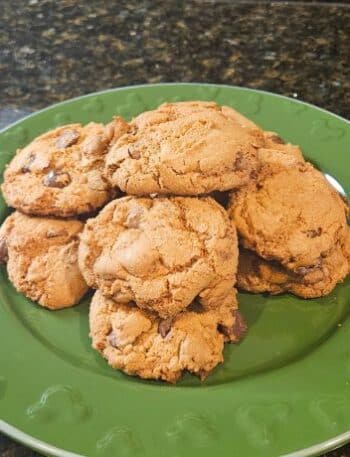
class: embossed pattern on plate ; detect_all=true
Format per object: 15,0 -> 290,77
26,385 -> 91,424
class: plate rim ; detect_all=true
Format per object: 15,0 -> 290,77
0,82 -> 350,457
0,82 -> 349,137
0,420 -> 83,457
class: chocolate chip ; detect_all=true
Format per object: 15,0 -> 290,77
128,125 -> 138,136
295,266 -> 311,275
21,153 -> 35,173
234,152 -> 244,171
0,238 -> 8,263
108,331 -> 119,348
158,317 -> 173,338
218,310 -> 247,341
46,229 -> 68,238
56,129 -> 79,149
306,227 -> 322,238
43,170 -> 71,188
295,259 -> 322,275
298,163 -> 308,173
250,170 -> 259,180
270,134 -> 285,144
127,148 -> 141,159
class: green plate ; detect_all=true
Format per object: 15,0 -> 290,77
0,83 -> 350,457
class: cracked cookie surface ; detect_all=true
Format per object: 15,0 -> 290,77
105,101 -> 264,196
2,118 -> 128,217
0,211 -> 88,309
79,196 -> 238,318
89,290 -> 246,383
229,162 -> 348,273
237,232 -> 350,298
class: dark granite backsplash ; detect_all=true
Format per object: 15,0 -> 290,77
1,1 -> 349,456
1,1 -> 350,121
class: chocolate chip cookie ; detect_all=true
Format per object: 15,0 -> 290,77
105,101 -> 264,196
79,196 -> 238,318
0,211 -> 88,309
89,290 -> 246,383
229,162 -> 348,273
237,232 -> 350,298
2,118 -> 128,217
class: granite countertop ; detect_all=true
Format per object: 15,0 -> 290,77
0,0 -> 349,456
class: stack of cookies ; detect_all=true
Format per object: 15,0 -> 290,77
0,101 -> 349,383
0,119 -> 128,309
229,138 -> 350,298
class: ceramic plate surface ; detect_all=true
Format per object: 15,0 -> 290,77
0,83 -> 350,457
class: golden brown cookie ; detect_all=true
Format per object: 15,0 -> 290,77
207,105 -> 304,164
0,211 -> 88,309
2,118 -> 128,217
105,101 -> 264,196
237,233 -> 350,298
258,131 -> 305,167
79,196 -> 238,318
89,290 -> 246,383
229,162 -> 348,274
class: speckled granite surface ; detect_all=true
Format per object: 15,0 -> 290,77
1,0 -> 350,123
1,1 -> 350,456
